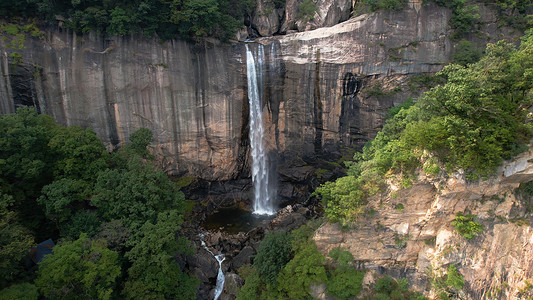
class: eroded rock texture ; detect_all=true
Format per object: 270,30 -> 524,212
0,3 -> 451,186
313,147 -> 533,298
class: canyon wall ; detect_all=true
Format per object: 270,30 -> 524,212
313,147 -> 533,298
0,1 -> 451,187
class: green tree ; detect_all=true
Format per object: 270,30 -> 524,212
38,178 -> 90,224
452,40 -> 482,65
122,210 -> 197,299
91,159 -> 186,230
276,241 -> 327,298
126,127 -> 153,158
35,234 -> 121,300
60,210 -> 101,239
326,247 -> 364,299
253,231 -> 292,286
0,283 -> 39,300
48,126 -> 108,182
0,193 -> 35,289
297,0 -> 318,22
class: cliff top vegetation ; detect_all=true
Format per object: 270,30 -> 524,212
0,0 -> 253,41
314,29 -> 533,225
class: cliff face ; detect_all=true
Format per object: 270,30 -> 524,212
0,2 -> 452,186
1,32 -> 249,180
313,148 -> 533,298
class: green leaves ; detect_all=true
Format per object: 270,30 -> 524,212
91,160 -> 185,230
35,234 -> 121,300
253,231 -> 292,286
451,213 -> 483,239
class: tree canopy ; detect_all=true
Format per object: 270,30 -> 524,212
1,0 -> 252,41
0,109 -> 196,297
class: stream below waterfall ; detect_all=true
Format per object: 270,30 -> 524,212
200,235 -> 226,300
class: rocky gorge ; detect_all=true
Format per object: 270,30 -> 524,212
0,0 -> 459,206
1,0 -> 532,298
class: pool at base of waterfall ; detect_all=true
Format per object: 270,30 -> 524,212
203,206 -> 275,234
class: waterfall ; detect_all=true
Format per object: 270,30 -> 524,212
246,43 -> 275,216
213,254 -> 225,300
200,235 -> 225,300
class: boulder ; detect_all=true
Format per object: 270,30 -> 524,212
231,246 -> 256,270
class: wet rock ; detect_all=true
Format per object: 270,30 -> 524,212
223,273 -> 244,298
188,248 -> 219,283
231,246 -> 255,270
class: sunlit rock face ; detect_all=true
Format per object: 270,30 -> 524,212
0,3 -> 452,182
313,147 -> 533,298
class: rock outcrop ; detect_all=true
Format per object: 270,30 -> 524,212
313,146 -> 533,298
0,3 -> 453,191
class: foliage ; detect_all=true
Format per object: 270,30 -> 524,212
276,241 -> 327,299
328,247 -> 354,268
253,231 -> 292,286
326,267 -> 364,299
95,220 -> 131,252
326,247 -> 364,299
236,265 -> 263,300
314,32 -> 533,224
0,193 -> 35,289
312,175 -> 367,225
91,159 -> 185,230
452,40 -> 483,65
38,178 -> 90,223
123,210 -> 197,299
48,126 -> 108,182
361,0 -> 408,12
2,0 -> 250,41
126,127 -> 153,159
60,210 -> 101,239
297,0 -> 318,23
0,283 -> 39,300
429,265 -> 464,299
451,212 -> 483,239
408,74 -> 446,92
449,4 -> 481,40
35,234 -> 121,300
373,276 -> 428,299
0,110 -> 195,298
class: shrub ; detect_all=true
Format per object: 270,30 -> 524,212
363,0 -> 408,11
297,0 -> 318,22
429,265 -> 464,299
451,213 -> 483,239
326,267 -> 365,299
276,241 -> 327,298
254,231 -> 292,286
452,40 -> 482,65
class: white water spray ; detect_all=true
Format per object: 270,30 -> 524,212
246,43 -> 275,215
199,235 -> 225,300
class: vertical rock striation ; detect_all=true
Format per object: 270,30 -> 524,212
0,3 -> 452,185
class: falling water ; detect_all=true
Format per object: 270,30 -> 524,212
246,43 -> 275,215
199,235 -> 225,300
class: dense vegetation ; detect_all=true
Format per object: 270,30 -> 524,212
0,109 -> 196,299
0,0 -> 252,41
236,223 -> 426,299
314,30 -> 533,225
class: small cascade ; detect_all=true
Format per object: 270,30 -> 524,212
246,43 -> 276,215
199,235 -> 225,300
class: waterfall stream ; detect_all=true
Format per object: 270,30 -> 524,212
246,43 -> 275,215
200,235 -> 225,300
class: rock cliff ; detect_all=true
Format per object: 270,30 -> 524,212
0,1 -> 514,203
313,146 -> 533,298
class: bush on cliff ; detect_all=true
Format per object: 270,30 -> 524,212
314,31 -> 533,224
